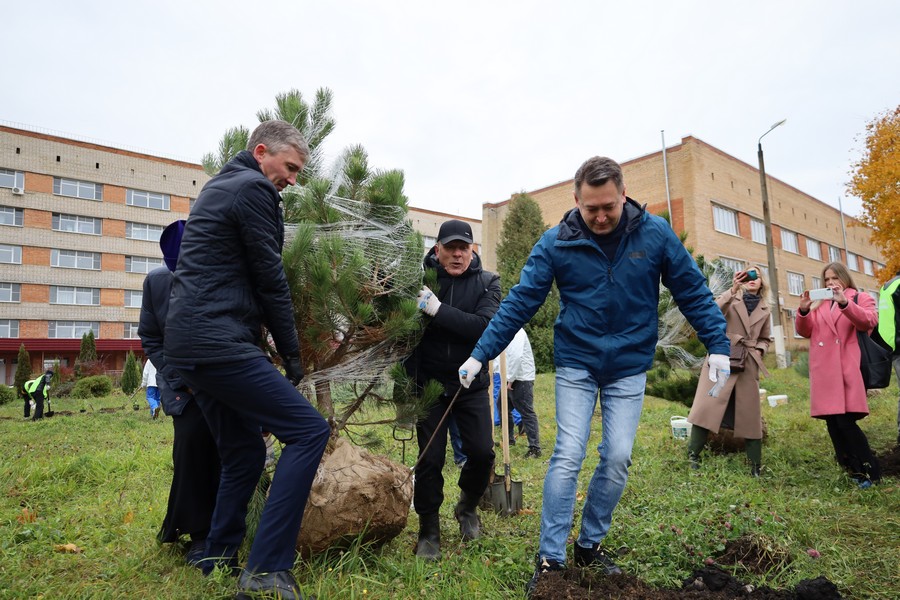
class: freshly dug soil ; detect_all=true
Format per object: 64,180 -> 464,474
879,443 -> 900,477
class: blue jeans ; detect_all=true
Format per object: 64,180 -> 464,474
492,372 -> 521,426
539,367 -> 646,563
146,386 -> 161,415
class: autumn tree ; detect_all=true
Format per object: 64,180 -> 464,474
850,105 -> 900,283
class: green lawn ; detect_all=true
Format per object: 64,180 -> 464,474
1,368 -> 897,599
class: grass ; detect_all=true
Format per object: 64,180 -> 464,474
0,369 -> 898,599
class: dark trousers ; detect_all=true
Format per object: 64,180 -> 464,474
508,380 -> 540,450
158,400 -> 221,543
414,386 -> 494,516
177,356 -> 330,573
30,393 -> 44,420
23,394 -> 31,418
823,414 -> 881,481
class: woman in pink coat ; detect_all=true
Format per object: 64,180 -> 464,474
795,262 -> 882,488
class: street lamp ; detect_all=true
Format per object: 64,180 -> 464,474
758,119 -> 787,368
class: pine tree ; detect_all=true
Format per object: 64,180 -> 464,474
121,351 -> 141,395
14,344 -> 31,399
75,331 -> 98,377
495,193 -> 558,372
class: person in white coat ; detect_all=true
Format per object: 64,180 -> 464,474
498,328 -> 541,457
141,358 -> 161,419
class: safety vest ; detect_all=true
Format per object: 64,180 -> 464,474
878,275 -> 900,352
24,377 -> 48,398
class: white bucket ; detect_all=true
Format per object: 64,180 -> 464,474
767,394 -> 788,407
758,388 -> 767,403
670,415 -> 692,440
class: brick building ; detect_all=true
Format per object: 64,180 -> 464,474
481,136 -> 884,352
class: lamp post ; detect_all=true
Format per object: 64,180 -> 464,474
758,119 -> 787,368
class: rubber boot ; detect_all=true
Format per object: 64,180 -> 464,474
454,491 -> 482,541
415,513 -> 441,560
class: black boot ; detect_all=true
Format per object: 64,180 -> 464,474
688,451 -> 701,470
454,491 -> 482,541
750,463 -> 761,477
415,513 -> 441,561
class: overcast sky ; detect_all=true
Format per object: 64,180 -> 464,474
5,1 -> 898,220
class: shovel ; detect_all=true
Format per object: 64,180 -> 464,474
45,394 -> 54,418
490,352 -> 523,515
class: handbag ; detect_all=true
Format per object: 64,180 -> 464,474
729,343 -> 747,373
853,295 -> 893,389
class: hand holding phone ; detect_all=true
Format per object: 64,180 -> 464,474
808,288 -> 834,301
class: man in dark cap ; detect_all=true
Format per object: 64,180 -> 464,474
23,369 -> 53,420
404,219 -> 501,560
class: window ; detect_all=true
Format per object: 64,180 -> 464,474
48,321 -> 99,339
0,206 -> 23,226
787,272 -> 805,296
51,249 -> 101,270
53,177 -> 103,200
0,244 -> 22,264
712,205 -> 738,235
52,213 -> 102,235
124,290 -> 143,308
806,239 -> 822,260
127,189 -> 170,210
0,168 -> 24,190
811,276 -> 822,289
780,229 -> 799,254
789,310 -> 805,338
847,252 -> 859,271
124,323 -> 140,339
0,282 -> 20,302
0,319 -> 18,338
49,286 -> 100,306
750,218 -> 766,244
828,246 -> 842,262
125,255 -> 163,274
864,258 -> 874,275
126,222 -> 163,241
719,257 -> 744,274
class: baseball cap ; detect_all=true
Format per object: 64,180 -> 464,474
437,220 -> 474,245
159,220 -> 186,272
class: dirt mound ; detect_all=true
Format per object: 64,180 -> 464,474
530,565 -> 843,599
880,444 -> 900,478
716,535 -> 790,575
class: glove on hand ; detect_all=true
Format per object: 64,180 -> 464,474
707,353 -> 730,382
282,354 -> 305,386
416,286 -> 441,317
458,356 -> 483,389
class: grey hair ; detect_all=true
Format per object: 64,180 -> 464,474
574,156 -> 624,198
247,120 -> 310,160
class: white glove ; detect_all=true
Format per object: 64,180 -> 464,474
707,354 -> 730,382
416,286 -> 441,317
458,356 -> 483,389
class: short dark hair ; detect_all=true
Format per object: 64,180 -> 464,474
247,120 -> 310,160
574,156 -> 624,198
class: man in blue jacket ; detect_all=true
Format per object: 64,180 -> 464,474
458,156 -> 730,594
165,120 -> 330,600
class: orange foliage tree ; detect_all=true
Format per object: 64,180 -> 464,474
849,105 -> 900,284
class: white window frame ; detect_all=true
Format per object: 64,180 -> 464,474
780,229 -> 800,254
127,189 -> 170,211
718,256 -> 745,274
863,258 -> 874,275
0,319 -> 19,338
125,255 -> 163,274
828,246 -> 842,262
124,290 -> 143,308
124,323 -> 140,339
52,213 -> 102,235
51,249 -> 101,270
0,168 -> 24,190
847,252 -> 858,271
0,244 -> 22,264
53,177 -> 103,201
0,206 -> 23,227
750,218 -> 766,244
48,321 -> 100,339
712,205 -> 739,236
806,239 -> 822,261
126,222 -> 164,241
811,276 -> 822,289
787,271 -> 805,296
49,285 -> 100,306
0,282 -> 21,302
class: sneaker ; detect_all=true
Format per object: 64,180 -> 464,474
236,569 -> 304,600
523,447 -> 542,459
152,406 -> 160,420
573,543 -> 622,574
525,555 -> 565,598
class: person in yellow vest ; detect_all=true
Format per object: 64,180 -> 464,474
23,370 -> 53,420
877,271 -> 900,446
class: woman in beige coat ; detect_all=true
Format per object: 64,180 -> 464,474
688,270 -> 771,476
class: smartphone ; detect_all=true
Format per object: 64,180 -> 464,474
745,269 -> 758,281
808,288 -> 834,301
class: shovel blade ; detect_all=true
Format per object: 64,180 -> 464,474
490,479 -> 523,516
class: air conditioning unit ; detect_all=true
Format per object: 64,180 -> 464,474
11,186 -> 24,196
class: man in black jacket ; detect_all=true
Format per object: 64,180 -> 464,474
405,219 -> 501,560
164,120 -> 329,600
139,220 -> 219,567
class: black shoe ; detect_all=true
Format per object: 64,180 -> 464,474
454,492 -> 482,541
525,555 -> 565,598
414,514 -> 441,561
523,447 -> 542,459
688,451 -> 701,471
152,406 -> 160,420
573,543 -> 622,575
186,539 -> 206,567
750,464 -> 761,478
517,423 -> 525,436
236,569 -> 305,600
